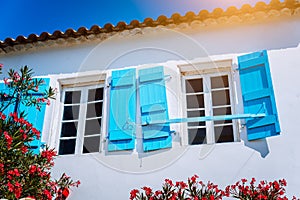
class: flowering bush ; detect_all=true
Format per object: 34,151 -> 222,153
225,178 -> 299,200
0,64 -> 80,199
130,175 -> 300,200
130,175 -> 223,200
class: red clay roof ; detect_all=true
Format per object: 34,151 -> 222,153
0,0 -> 299,51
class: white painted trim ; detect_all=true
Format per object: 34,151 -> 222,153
181,67 -> 238,145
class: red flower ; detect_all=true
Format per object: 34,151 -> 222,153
155,190 -> 162,196
41,149 -> 57,162
43,189 -> 52,200
273,181 -> 280,190
62,188 -> 69,197
39,171 -> 49,178
22,133 -> 28,140
176,181 -> 187,189
258,194 -> 267,199
142,186 -> 152,196
130,189 -> 139,199
21,146 -> 28,154
14,182 -> 22,199
0,63 -> 3,68
165,178 -> 173,186
29,165 -> 37,174
3,78 -> 9,85
3,132 -> 12,149
190,174 -> 199,183
0,112 -> 6,120
280,179 -> 287,186
7,168 -> 20,177
7,182 -> 14,192
31,127 -> 41,139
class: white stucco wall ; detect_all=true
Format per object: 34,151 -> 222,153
0,16 -> 300,199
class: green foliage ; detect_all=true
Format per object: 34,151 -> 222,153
0,65 -> 79,200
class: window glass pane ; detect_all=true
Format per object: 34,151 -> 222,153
64,91 -> 81,104
62,105 -> 80,120
85,118 -> 101,135
211,75 -> 229,89
185,79 -> 203,93
59,139 -> 76,155
186,94 -> 204,109
88,88 -> 104,102
83,136 -> 100,153
213,107 -> 231,115
187,110 -> 206,126
61,122 -> 78,137
214,125 -> 234,143
214,120 -> 232,125
212,90 -> 230,106
86,102 -> 103,118
188,128 -> 206,145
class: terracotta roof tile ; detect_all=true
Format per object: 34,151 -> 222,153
0,0 -> 299,53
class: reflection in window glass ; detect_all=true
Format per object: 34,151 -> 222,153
188,128 -> 206,145
187,110 -> 206,127
85,119 -> 101,135
59,139 -> 76,155
86,102 -> 103,118
185,74 -> 235,145
62,105 -> 80,120
64,91 -> 81,104
186,94 -> 204,109
59,86 -> 104,155
214,125 -> 234,143
212,90 -> 230,106
83,136 -> 101,153
88,88 -> 104,102
211,75 -> 229,89
185,79 -> 203,93
61,122 -> 78,137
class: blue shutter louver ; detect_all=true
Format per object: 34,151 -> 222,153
20,78 -> 50,154
138,66 -> 172,151
0,78 -> 50,154
0,83 -> 15,114
238,50 -> 280,140
108,68 -> 136,151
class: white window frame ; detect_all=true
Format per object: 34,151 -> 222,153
58,84 -> 105,155
51,72 -> 107,156
180,66 -> 239,145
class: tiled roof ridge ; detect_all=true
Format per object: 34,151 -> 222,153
0,0 -> 299,50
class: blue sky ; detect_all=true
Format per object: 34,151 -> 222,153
0,0 -> 272,41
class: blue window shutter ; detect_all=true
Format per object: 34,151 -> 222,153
20,78 -> 50,154
0,78 -> 50,154
108,69 -> 136,151
138,66 -> 172,151
238,50 -> 280,140
0,83 -> 15,114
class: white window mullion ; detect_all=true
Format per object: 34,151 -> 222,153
75,88 -> 86,154
203,75 -> 214,144
228,73 -> 239,142
181,76 -> 188,146
56,91 -> 65,152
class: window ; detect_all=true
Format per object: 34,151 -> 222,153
58,85 -> 104,155
183,72 -> 238,145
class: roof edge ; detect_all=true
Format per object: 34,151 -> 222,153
0,0 -> 299,52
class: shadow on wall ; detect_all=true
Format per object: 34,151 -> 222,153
240,130 -> 270,158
